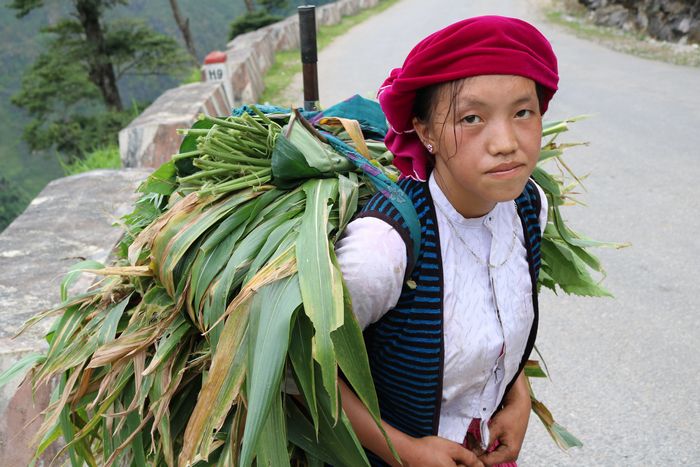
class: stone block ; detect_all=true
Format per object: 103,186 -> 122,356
119,82 -> 229,168
227,48 -> 266,106
118,0 -> 385,169
317,3 -> 342,26
0,168 -> 149,462
228,28 -> 277,74
338,0 -> 361,17
269,16 -> 301,51
358,0 -> 379,10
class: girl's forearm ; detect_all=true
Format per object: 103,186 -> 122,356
503,369 -> 530,408
338,379 -> 413,466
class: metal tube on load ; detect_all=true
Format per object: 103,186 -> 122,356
298,5 -> 319,111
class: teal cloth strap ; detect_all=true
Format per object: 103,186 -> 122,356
324,134 -> 421,262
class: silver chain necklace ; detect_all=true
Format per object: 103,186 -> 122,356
435,201 -> 519,269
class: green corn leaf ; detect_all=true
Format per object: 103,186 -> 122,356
33,420 -> 61,463
540,239 -> 612,297
239,275 -> 302,466
148,343 -> 190,467
330,247 -> 398,462
61,362 -> 133,454
56,367 -> 87,467
0,352 -> 45,388
538,148 -> 563,163
550,422 -> 584,449
317,366 -> 369,466
138,160 -> 177,196
296,178 -> 343,422
151,199 -> 209,296
286,375 -> 370,467
271,134 -> 326,189
199,191 -> 272,253
550,207 -> 627,250
288,310 -> 319,433
60,260 -> 104,302
524,360 -> 548,378
41,305 -> 89,374
191,216 -> 250,317
335,172 -> 360,240
142,315 -> 191,376
179,300 -> 249,465
175,118 -> 215,177
286,399 -> 338,465
156,192 -> 252,296
531,166 -> 561,198
255,391 -> 290,467
530,395 -> 583,450
247,188 -> 305,234
244,217 -> 301,284
97,294 -> 132,345
286,114 -> 354,175
125,383 -> 148,467
205,210 -> 296,348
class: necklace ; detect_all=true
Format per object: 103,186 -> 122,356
434,201 -> 519,269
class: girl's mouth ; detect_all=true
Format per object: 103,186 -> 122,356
486,162 -> 525,178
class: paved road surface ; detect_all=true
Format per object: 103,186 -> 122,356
285,1 -> 700,465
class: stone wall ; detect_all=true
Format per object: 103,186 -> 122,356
0,169 -> 149,462
0,1 -> 386,460
120,0 -> 380,170
579,0 -> 700,44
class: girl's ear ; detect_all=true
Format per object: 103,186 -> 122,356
412,116 -> 434,151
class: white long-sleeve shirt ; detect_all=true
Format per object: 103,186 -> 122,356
335,173 -> 547,446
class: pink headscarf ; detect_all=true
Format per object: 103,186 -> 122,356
378,16 -> 559,181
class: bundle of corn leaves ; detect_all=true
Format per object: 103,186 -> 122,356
3,98 -> 620,466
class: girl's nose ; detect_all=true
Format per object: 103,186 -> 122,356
486,121 -> 518,156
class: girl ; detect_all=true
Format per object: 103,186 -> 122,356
335,16 -> 558,467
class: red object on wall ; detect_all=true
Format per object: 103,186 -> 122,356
204,50 -> 227,64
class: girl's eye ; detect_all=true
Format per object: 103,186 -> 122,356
515,109 -> 533,118
462,114 -> 482,124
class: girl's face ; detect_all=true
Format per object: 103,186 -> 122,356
413,75 -> 542,218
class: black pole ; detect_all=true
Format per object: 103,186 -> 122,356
298,5 -> 319,111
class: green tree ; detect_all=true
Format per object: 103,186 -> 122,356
0,175 -> 29,232
168,0 -> 198,63
229,0 -> 289,40
8,0 -> 191,160
257,0 -> 288,14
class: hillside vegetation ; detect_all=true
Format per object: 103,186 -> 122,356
0,0 -> 331,231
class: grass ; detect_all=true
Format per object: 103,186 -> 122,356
61,145 -> 121,176
260,0 -> 401,104
544,0 -> 700,67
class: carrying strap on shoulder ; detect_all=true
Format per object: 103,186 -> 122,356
514,179 -> 543,282
324,134 -> 422,265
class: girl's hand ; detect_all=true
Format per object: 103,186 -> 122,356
478,371 -> 531,466
402,436 -> 484,467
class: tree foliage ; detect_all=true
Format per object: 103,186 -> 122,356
8,0 -> 191,160
229,0 -> 289,40
0,175 -> 29,232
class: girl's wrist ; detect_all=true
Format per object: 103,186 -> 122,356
390,431 -> 420,467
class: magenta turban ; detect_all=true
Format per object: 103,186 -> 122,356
378,16 -> 559,180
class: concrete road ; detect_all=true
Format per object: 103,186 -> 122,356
286,1 -> 700,465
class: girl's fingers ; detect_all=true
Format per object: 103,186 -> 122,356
479,443 -> 514,466
450,444 -> 485,467
486,423 -> 504,447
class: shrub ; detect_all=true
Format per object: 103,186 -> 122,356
229,11 -> 282,41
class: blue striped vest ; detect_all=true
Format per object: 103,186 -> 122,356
357,177 -> 542,465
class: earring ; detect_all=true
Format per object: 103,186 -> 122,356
426,143 -> 433,153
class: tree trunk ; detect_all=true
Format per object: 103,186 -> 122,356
168,0 -> 198,63
75,0 -> 122,111
244,0 -> 255,13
